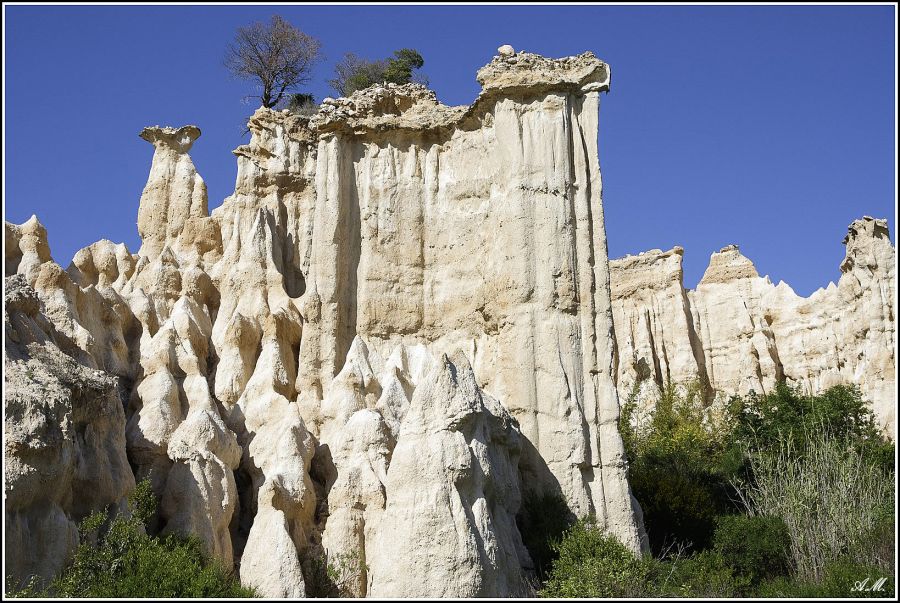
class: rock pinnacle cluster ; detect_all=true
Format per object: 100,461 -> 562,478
5,50 -> 646,597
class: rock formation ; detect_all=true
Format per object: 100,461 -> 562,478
611,217 -> 896,439
5,49 -> 646,596
4,273 -> 134,585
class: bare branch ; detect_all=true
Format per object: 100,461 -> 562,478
224,15 -> 322,108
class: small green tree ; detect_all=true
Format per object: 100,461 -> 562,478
732,383 -> 888,462
382,49 -> 425,85
620,382 -> 742,554
329,48 -> 427,96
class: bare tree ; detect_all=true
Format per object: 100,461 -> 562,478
225,15 -> 322,108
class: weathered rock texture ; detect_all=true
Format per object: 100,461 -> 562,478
4,50 -> 646,597
4,272 -> 135,585
611,217 -> 897,439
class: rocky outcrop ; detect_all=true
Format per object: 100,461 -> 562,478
4,274 -> 135,586
4,48 -> 645,596
611,217 -> 896,439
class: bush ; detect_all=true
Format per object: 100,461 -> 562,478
733,382 -> 893,473
650,550 -> 749,597
538,518 -> 752,598
281,92 -> 317,116
621,382 -> 742,554
302,548 -> 367,598
712,514 -> 791,584
6,480 -> 254,598
540,518 -> 648,598
738,429 -> 894,582
757,559 -> 896,598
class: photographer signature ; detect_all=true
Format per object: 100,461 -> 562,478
852,577 -> 888,593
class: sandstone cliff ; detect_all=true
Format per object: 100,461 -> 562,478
5,49 -> 646,596
611,217 -> 896,439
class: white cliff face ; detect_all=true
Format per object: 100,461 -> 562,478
611,217 -> 897,439
4,50 -> 646,596
610,246 -> 708,409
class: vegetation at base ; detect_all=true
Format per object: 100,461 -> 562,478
541,518 -> 649,598
517,490 -> 575,580
539,381 -> 895,598
620,381 -> 743,553
5,479 -> 255,598
302,548 -> 368,598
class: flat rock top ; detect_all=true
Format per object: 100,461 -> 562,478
476,51 -> 610,94
140,125 -> 201,152
610,247 -> 685,298
230,50 -> 611,138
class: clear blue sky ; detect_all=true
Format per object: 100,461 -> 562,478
5,4 -> 896,295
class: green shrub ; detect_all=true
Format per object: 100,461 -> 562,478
301,548 -> 367,598
329,48 -> 427,96
819,558 -> 895,598
281,92 -> 317,116
733,383 -> 893,471
712,514 -> 790,584
754,575 -> 826,597
621,382 -> 742,554
540,518 -> 648,598
651,550 -> 749,597
756,560 -> 895,598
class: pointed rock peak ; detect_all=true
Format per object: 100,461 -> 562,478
840,216 -> 893,274
699,244 -> 759,285
21,214 -> 47,234
139,125 -> 201,153
5,216 -> 53,279
345,335 -> 372,368
407,351 -> 483,432
844,216 -> 890,244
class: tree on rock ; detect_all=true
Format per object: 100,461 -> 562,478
329,48 -> 427,97
224,15 -> 322,108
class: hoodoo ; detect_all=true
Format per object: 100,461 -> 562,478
4,49 -> 646,596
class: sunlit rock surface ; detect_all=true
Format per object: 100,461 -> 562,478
4,49 -> 646,596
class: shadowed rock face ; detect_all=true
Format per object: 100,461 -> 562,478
611,217 -> 897,440
4,49 -> 647,596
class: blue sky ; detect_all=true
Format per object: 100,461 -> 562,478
4,4 -> 896,295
